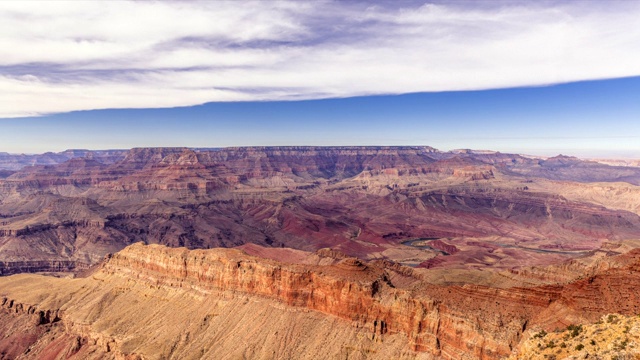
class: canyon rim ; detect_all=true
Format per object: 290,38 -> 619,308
2,0 -> 640,359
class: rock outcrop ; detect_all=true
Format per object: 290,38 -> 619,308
0,260 -> 88,276
2,243 -> 637,359
108,244 -> 640,359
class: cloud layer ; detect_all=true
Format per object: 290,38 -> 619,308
2,0 -> 640,118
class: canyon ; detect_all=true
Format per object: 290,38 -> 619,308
1,146 -> 639,359
1,242 -> 639,359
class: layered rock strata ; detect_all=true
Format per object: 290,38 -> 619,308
2,147 -> 640,276
2,243 -> 638,359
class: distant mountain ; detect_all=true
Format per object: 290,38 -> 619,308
506,154 -> 640,185
0,149 -> 128,171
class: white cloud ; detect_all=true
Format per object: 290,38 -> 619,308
1,0 -> 640,117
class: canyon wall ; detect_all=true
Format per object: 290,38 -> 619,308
3,147 -> 640,276
98,244 -> 640,359
1,244 -> 640,359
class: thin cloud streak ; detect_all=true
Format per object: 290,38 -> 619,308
1,1 -> 640,117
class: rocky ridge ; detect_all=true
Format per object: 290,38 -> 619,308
2,243 -> 640,359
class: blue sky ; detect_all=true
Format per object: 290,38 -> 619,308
1,1 -> 639,157
1,76 -> 639,157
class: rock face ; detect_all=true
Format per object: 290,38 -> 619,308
96,244 -> 517,358
0,260 -> 87,276
1,243 -> 639,359
2,146 -> 640,275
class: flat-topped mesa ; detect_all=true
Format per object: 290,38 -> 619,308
120,147 -> 190,165
199,146 -> 445,179
9,146 -> 446,192
219,145 -> 441,154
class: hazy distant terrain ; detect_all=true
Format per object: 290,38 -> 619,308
1,146 -> 640,274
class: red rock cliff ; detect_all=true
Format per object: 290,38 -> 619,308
97,244 -> 640,359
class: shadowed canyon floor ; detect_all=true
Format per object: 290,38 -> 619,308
1,146 -> 640,359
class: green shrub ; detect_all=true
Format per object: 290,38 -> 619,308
620,338 -> 628,349
566,324 -> 583,337
533,330 -> 547,338
575,344 -> 584,351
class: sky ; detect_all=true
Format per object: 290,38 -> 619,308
1,0 -> 639,158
